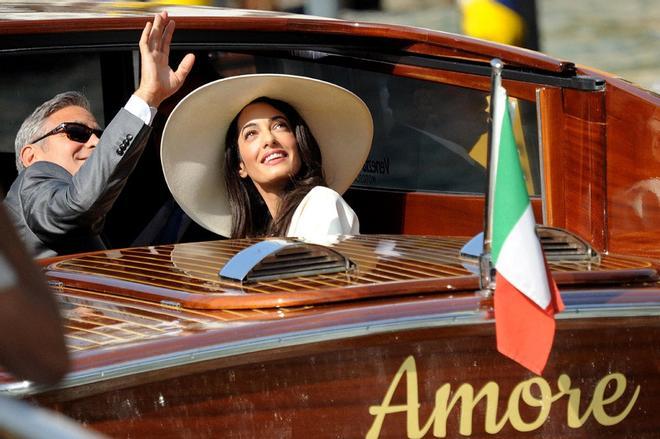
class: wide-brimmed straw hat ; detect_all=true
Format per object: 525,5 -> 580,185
161,74 -> 373,237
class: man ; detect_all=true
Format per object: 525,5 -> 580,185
3,12 -> 195,258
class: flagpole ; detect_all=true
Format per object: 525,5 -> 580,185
479,58 -> 503,293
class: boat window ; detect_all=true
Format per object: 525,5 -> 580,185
0,53 -> 105,193
0,45 -> 542,251
188,50 -> 541,195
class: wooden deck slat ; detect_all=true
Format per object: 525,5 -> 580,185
56,286 -> 312,352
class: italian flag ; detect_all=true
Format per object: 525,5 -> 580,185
490,86 -> 564,375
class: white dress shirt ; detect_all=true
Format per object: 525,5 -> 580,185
124,95 -> 157,126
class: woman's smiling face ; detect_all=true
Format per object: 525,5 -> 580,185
236,101 -> 301,196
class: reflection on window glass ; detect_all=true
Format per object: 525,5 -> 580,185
363,77 -> 489,193
190,50 -> 540,195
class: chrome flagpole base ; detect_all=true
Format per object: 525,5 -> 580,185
478,252 -> 495,297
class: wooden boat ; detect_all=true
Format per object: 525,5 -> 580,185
0,3 -> 658,438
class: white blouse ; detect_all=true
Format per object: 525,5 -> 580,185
286,186 -> 359,242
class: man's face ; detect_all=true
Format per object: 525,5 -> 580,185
26,106 -> 101,176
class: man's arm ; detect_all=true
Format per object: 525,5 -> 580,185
21,110 -> 150,239
19,12 -> 195,244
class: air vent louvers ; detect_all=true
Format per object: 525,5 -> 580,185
219,239 -> 355,283
537,227 -> 599,261
460,226 -> 599,262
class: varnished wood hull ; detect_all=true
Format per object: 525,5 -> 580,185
35,310 -> 659,438
0,236 -> 649,437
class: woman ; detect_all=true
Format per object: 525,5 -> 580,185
161,74 -> 373,240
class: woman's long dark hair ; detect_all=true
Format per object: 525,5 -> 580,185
224,97 -> 327,238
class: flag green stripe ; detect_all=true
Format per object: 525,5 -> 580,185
492,99 -> 530,263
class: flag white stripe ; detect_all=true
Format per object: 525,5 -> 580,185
495,204 -> 551,309
487,87 -> 505,234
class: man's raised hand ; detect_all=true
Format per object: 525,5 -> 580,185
134,11 -> 195,107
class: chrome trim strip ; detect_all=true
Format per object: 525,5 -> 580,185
536,87 -> 548,224
3,302 -> 660,397
0,308 -> 487,397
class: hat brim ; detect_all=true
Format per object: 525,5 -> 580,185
161,74 -> 373,237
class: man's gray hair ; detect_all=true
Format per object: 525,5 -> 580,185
14,91 -> 91,172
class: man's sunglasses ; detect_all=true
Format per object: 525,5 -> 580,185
31,122 -> 103,144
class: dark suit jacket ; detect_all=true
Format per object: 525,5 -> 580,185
3,109 -> 151,258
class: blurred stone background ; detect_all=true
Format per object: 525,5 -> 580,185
231,0 -> 660,92
9,1 -> 658,91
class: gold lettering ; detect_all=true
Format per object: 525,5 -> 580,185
367,358 -> 640,438
433,381 -> 506,436
560,373 -> 639,428
591,373 -> 640,426
508,378 -> 553,432
367,356 -> 434,439
558,374 -> 592,427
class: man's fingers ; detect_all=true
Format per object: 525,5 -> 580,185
161,20 -> 176,56
175,53 -> 196,82
139,21 -> 152,50
155,11 -> 169,51
149,12 -> 164,51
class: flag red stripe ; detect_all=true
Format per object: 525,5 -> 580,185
545,261 -> 565,314
494,271 -> 557,375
